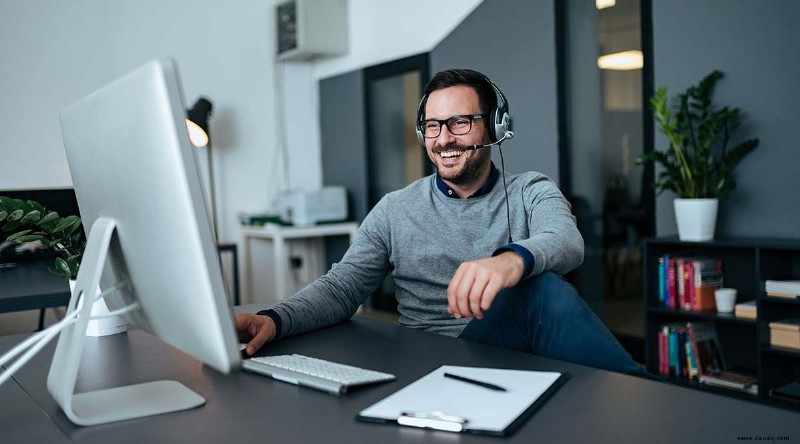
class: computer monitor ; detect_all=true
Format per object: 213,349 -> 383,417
49,59 -> 240,426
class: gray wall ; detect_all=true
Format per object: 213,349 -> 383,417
653,0 -> 800,239
431,0 -> 560,181
319,70 -> 369,265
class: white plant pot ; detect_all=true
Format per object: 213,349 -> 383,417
69,280 -> 128,337
673,198 -> 718,241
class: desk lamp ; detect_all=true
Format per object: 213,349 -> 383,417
186,97 -> 217,240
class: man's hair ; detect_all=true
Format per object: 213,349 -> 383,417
421,69 -> 497,119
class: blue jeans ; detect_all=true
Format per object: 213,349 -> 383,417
458,272 -> 649,378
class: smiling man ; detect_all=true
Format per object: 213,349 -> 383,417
236,69 -> 646,377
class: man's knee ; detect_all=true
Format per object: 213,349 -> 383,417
517,272 -> 586,319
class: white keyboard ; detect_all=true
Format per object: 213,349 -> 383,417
242,354 -> 396,396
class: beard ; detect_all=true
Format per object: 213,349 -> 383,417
430,142 -> 492,185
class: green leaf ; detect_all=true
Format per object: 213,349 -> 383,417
2,220 -> 23,232
20,210 -> 41,224
7,209 -> 24,222
27,200 -> 45,214
13,235 -> 46,243
54,215 -> 80,233
6,229 -> 32,242
13,199 -> 32,214
65,218 -> 83,237
723,138 -> 759,167
55,257 -> 70,277
38,211 -> 59,227
0,196 -> 18,212
0,211 -> 6,222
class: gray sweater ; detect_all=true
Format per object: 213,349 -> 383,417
269,171 -> 584,338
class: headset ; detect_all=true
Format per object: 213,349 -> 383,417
415,74 -> 513,148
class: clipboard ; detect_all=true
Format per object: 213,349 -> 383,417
357,365 -> 568,436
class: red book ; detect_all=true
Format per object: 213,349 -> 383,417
668,258 -> 677,309
659,326 -> 670,376
685,261 -> 695,311
677,258 -> 687,310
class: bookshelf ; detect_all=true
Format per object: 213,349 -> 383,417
644,237 -> 800,411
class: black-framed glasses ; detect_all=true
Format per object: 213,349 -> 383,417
419,114 -> 487,138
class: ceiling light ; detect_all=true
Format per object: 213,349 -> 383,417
596,0 -> 615,9
597,50 -> 643,70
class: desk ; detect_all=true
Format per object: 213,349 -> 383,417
0,260 -> 71,330
240,222 -> 358,303
0,305 -> 797,443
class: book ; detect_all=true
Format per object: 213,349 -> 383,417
765,280 -> 800,295
687,322 -> 757,393
658,256 -> 666,305
658,326 -> 669,377
769,318 -> 800,350
769,381 -> 800,405
734,300 -> 757,320
689,258 -> 723,311
766,291 -> 799,300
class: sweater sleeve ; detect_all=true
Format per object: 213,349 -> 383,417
510,174 -> 584,277
266,198 -> 392,338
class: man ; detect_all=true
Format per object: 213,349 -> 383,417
236,69 -> 643,376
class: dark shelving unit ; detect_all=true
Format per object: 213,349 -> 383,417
643,237 -> 800,411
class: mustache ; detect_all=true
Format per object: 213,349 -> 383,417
432,142 -> 471,154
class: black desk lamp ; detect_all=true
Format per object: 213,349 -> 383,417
186,97 -> 218,240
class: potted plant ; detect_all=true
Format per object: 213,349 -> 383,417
0,196 -> 126,335
636,70 -> 759,241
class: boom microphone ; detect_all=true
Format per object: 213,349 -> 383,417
467,131 -> 515,150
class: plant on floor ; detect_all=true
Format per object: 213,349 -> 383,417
636,69 -> 759,198
0,196 -> 85,280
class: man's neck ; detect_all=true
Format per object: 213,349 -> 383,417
443,161 -> 492,199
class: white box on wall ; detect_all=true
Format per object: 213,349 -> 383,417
276,0 -> 348,61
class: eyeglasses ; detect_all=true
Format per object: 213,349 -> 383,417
419,114 -> 487,138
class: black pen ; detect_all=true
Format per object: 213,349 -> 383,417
444,372 -> 507,392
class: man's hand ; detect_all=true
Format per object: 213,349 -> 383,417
447,251 -> 525,320
235,313 -> 277,356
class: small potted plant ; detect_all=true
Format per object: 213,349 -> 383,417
0,196 -> 84,279
636,70 -> 759,241
0,196 -> 126,335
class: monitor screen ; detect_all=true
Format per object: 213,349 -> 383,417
50,59 -> 239,425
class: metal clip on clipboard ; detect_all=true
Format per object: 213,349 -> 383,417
398,411 -> 468,432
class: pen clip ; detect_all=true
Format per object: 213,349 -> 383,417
398,411 -> 468,432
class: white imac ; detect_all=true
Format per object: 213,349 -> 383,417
50,59 -> 240,426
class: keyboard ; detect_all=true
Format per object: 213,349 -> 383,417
241,354 -> 396,396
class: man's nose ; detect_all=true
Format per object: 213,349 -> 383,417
436,123 -> 457,145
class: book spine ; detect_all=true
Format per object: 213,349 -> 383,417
685,261 -> 695,311
685,332 -> 698,380
659,326 -> 669,376
668,258 -> 677,309
668,326 -> 678,377
678,327 -> 687,378
678,259 -> 686,311
658,257 -> 665,306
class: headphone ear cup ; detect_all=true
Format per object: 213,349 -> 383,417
494,110 -> 510,142
416,124 -> 425,146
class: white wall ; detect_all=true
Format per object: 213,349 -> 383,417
312,0 -> 483,80
0,0 -> 483,242
0,0 -> 280,244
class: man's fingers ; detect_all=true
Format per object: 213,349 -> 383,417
480,279 -> 504,312
447,265 -> 466,318
455,268 -> 476,319
468,272 -> 490,319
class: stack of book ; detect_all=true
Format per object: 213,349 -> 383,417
769,381 -> 800,406
734,300 -> 757,320
765,280 -> 800,299
656,321 -> 757,394
769,318 -> 800,350
657,255 -> 723,311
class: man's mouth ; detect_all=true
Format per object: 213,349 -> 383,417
438,150 -> 464,159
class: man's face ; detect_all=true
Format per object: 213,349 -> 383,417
423,86 -> 492,185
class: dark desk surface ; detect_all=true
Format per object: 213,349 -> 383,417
1,306 -> 798,444
0,260 -> 70,312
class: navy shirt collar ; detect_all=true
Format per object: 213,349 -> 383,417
435,162 -> 499,199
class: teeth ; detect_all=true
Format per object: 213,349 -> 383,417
440,151 -> 463,158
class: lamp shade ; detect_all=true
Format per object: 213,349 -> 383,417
186,97 -> 213,147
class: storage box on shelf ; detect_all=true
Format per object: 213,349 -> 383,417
643,237 -> 800,411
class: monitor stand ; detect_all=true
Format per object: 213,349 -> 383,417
47,217 -> 205,426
